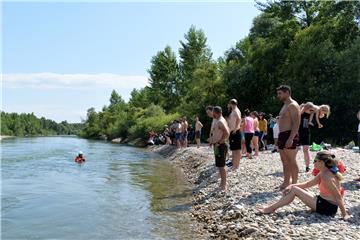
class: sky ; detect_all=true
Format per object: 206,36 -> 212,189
2,1 -> 261,123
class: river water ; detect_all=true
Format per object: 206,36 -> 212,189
1,137 -> 197,239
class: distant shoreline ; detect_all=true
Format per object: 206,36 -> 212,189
0,135 -> 15,141
0,135 -> 78,140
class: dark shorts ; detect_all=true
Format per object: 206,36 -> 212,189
277,130 -> 299,150
254,131 -> 261,137
299,129 -> 310,146
175,133 -> 181,141
229,130 -> 242,151
316,195 -> 338,216
195,130 -> 201,139
181,132 -> 188,141
214,143 -> 227,167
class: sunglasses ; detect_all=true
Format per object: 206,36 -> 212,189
313,158 -> 321,164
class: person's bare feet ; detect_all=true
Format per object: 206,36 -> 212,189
215,185 -> 227,193
257,206 -> 274,214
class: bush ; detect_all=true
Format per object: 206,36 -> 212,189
128,104 -> 180,140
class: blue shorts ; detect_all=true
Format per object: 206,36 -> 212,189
240,132 -> 245,140
175,133 -> 182,141
181,132 -> 188,141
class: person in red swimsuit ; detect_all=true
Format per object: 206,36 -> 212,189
75,151 -> 86,163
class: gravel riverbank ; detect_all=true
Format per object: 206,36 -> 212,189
151,145 -> 360,240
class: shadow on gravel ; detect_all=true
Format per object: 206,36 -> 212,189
348,204 -> 360,225
342,179 -> 360,192
237,191 -> 278,205
195,167 -> 217,184
282,210 -> 333,224
264,171 -> 283,178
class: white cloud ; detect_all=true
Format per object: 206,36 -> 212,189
2,72 -> 149,90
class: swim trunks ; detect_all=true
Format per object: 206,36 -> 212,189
277,130 -> 299,150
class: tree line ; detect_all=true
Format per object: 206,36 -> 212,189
81,0 -> 360,144
1,111 -> 83,136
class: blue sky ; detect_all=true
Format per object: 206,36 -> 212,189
2,1 -> 260,123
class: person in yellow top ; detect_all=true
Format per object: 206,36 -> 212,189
258,113 -> 268,151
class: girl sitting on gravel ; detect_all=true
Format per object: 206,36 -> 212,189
258,151 -> 351,220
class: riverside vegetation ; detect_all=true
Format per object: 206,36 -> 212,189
1,111 -> 83,136
80,1 -> 360,145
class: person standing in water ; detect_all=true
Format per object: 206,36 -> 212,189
209,106 -> 230,192
194,116 -> 203,148
276,85 -> 301,189
75,151 -> 86,163
227,99 -> 242,170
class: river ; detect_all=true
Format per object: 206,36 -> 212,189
1,136 -> 197,239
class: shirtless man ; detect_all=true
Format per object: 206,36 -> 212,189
227,99 -> 242,170
209,106 -> 230,191
181,116 -> 189,148
195,116 -> 203,148
276,85 -> 301,189
206,106 -> 217,147
175,119 -> 183,148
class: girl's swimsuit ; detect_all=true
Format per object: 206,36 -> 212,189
316,178 -> 344,216
316,195 -> 338,216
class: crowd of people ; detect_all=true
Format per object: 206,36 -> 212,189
79,84 -> 358,221
200,85 -> 354,220
147,116 -> 204,148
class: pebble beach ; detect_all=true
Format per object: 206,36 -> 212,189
151,145 -> 360,239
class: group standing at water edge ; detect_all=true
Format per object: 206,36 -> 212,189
200,85 -> 353,221
142,83 -> 358,220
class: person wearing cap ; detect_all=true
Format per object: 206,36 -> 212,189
75,151 -> 86,163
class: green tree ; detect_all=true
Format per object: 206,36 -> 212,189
148,46 -> 180,112
178,25 -> 212,96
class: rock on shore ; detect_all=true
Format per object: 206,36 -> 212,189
151,145 -> 360,239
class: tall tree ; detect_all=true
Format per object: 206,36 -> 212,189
148,46 -> 180,112
178,25 -> 212,96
